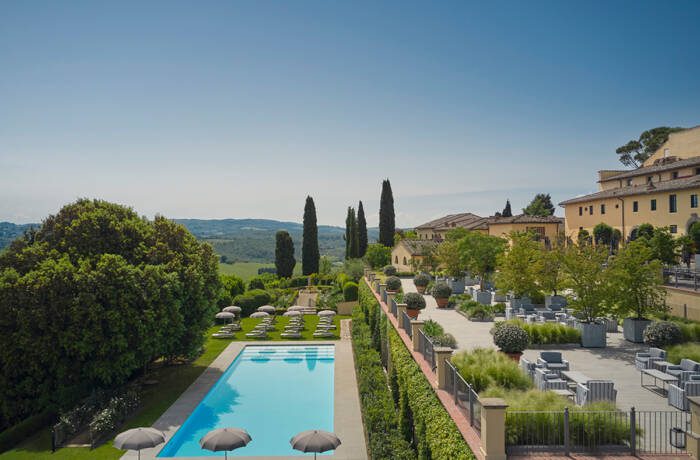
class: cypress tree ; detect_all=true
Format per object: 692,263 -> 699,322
379,179 -> 395,247
357,201 -> 368,257
274,230 -> 296,278
350,212 -> 359,258
502,199 -> 512,217
345,206 -> 354,260
302,196 -> 319,275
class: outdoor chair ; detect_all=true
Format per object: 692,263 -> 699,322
313,330 -> 334,338
668,375 -> 700,411
519,304 -> 536,315
534,368 -> 567,390
538,311 -> 557,322
519,356 -> 537,379
576,380 -> 617,406
212,332 -> 234,339
665,359 -> 700,383
634,347 -> 667,370
245,330 -> 268,339
537,352 -> 570,375
281,331 -> 302,339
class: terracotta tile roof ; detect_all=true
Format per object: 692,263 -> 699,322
415,212 -> 482,230
485,214 -> 564,225
600,156 -> 700,182
559,175 -> 700,206
396,239 -> 438,255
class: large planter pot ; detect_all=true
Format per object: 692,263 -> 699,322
576,321 -> 607,348
545,295 -> 567,309
503,351 -> 523,362
509,297 -> 531,309
493,292 -> 507,303
406,308 -> 421,319
623,318 -> 652,343
435,297 -> 449,308
415,285 -> 427,294
474,290 -> 492,305
449,278 -> 465,294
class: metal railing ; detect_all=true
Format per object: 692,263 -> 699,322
505,407 -> 690,456
381,289 -> 387,303
389,297 -> 397,317
664,266 -> 700,290
445,360 -> 481,435
401,311 -> 413,338
418,329 -> 435,370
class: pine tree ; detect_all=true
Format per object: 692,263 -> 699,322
274,230 -> 296,278
302,196 -> 319,275
522,193 -> 555,217
502,199 -> 513,217
357,201 -> 368,257
379,179 -> 395,247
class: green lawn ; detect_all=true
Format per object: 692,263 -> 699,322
1,314 -> 348,459
217,262 -> 301,280
223,314 -> 348,341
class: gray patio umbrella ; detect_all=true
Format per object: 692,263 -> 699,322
283,310 -> 302,316
222,305 -> 241,314
250,311 -> 270,318
290,430 -> 341,459
317,310 -> 336,317
200,427 -> 252,460
257,305 -> 276,314
114,427 -> 165,460
215,312 -> 235,324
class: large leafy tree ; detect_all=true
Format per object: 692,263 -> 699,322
436,240 -> 463,277
456,232 -> 507,290
647,227 -> 679,266
274,230 -> 296,278
495,232 -> 540,298
364,243 -> 391,269
357,201 -> 368,257
535,240 -> 565,295
0,199 -> 219,427
522,193 -> 555,217
560,244 -> 611,323
593,222 -> 614,247
608,240 -> 666,319
616,126 -> 686,168
302,196 -> 320,275
379,179 -> 395,247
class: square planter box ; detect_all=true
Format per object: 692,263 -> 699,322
474,290 -> 492,305
509,297 -> 531,309
622,318 -> 652,343
449,278 -> 465,294
576,321 -> 607,348
493,292 -> 507,303
545,295 -> 567,309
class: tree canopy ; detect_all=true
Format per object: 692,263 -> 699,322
456,232 -> 507,290
357,201 -> 368,258
379,179 -> 395,247
495,232 -> 540,298
615,126 -> 685,168
0,199 -> 220,428
274,230 -> 296,278
302,196 -> 319,275
522,193 -> 555,217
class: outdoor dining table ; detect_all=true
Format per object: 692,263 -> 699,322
561,371 -> 591,385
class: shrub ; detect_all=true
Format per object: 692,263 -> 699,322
389,329 -> 475,459
247,277 -> 265,290
452,348 -> 532,393
493,302 -> 507,315
289,276 -> 309,288
343,282 -> 359,301
233,289 -> 272,317
364,243 -> 392,269
432,282 -> 452,299
386,276 -> 402,292
529,291 -> 545,305
0,411 -> 54,453
493,323 -> 529,353
341,259 -> 365,281
467,304 -> 494,321
497,320 -> 581,345
434,333 -> 458,349
351,306 -> 414,459
413,273 -> 431,287
404,292 -> 426,310
643,321 -> 683,347
383,265 -> 397,276
666,342 -> 700,365
423,319 -> 444,337
678,321 -> 700,342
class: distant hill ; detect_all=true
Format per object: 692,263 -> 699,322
0,218 -> 377,263
174,218 -> 378,263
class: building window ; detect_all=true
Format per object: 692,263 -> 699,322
647,176 -> 653,184
633,201 -> 638,212
670,225 -> 678,234
589,206 -> 593,215
600,204 -> 605,214
626,179 -> 632,186
670,194 -> 677,213
395,256 -> 398,263
651,199 -> 656,211
578,206 -> 582,216
692,194 -> 698,208
403,256 -> 407,265
696,167 -> 700,175
672,171 -> 679,179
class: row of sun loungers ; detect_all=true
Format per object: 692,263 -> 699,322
212,321 -> 242,338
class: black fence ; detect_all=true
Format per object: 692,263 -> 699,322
445,360 -> 482,435
664,266 -> 700,290
418,329 -> 435,370
401,311 -> 413,338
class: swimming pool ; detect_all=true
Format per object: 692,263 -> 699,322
158,344 -> 335,457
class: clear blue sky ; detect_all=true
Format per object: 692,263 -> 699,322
2,1 -> 699,227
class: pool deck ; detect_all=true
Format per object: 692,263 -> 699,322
121,339 -> 367,460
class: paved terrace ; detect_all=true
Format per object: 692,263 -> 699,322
401,278 -> 681,413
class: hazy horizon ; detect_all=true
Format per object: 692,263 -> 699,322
2,1 -> 700,227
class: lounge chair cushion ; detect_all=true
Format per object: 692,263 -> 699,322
540,352 -> 563,364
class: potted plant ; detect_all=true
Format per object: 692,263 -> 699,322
608,240 -> 667,343
413,273 -> 431,294
495,231 -> 540,308
458,232 -> 506,304
385,275 -> 402,293
561,244 -> 612,348
493,323 -> 529,361
383,265 -> 397,276
432,283 -> 452,308
404,292 -> 426,319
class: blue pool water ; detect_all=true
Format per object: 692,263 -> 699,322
158,345 -> 335,457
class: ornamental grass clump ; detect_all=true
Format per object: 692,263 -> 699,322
451,348 -> 532,393
403,292 -> 426,311
666,342 -> 700,365
423,319 -> 458,348
643,321 -> 683,347
493,323 -> 529,354
385,276 -> 402,292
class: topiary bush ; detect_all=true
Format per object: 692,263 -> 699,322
643,321 -> 683,347
493,323 -> 529,353
432,282 -> 452,299
342,281 -> 359,301
413,273 -> 431,287
404,292 -> 426,310
233,289 -> 272,317
247,277 -> 265,290
383,265 -> 397,276
385,276 -> 402,292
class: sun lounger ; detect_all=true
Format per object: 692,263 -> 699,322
212,332 -> 234,339
313,331 -> 335,338
245,330 -> 268,339
281,332 -> 302,338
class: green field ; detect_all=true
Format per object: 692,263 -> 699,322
218,262 -> 301,280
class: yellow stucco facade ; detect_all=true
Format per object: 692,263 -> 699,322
487,221 -> 563,241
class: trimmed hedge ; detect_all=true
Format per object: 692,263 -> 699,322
0,410 -> 54,453
343,282 -> 359,301
389,327 -> 475,459
232,289 -> 272,317
351,305 -> 414,459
